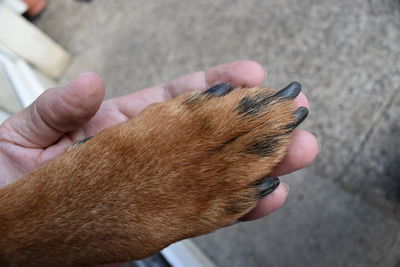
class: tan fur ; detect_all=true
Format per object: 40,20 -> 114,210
0,87 -> 299,266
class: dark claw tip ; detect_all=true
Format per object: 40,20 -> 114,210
294,106 -> 309,125
72,136 -> 93,148
285,106 -> 309,130
274,81 -> 302,100
203,82 -> 233,96
254,177 -> 280,198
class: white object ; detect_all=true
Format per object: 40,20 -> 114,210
0,0 -> 27,14
0,109 -> 9,124
0,57 -> 21,113
161,240 -> 217,267
0,4 -> 70,79
0,45 -> 46,108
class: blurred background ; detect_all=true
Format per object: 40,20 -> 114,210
1,0 -> 400,266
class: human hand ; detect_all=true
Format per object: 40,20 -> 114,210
0,60 -> 318,221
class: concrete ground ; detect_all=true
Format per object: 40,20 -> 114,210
33,0 -> 400,266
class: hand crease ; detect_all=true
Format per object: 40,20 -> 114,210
32,100 -> 64,144
202,71 -> 210,91
162,83 -> 173,100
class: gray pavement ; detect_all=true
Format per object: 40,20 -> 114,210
35,0 -> 400,266
196,170 -> 400,267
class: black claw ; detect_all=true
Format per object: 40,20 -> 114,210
285,106 -> 309,130
72,136 -> 93,148
273,81 -> 302,100
294,106 -> 309,125
253,177 -> 280,198
203,83 -> 233,96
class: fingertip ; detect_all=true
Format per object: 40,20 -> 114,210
206,60 -> 266,88
292,130 -> 319,164
273,130 -> 319,176
69,72 -> 105,101
230,60 -> 266,87
38,72 -> 106,133
295,92 -> 310,109
60,72 -> 106,121
240,183 -> 288,221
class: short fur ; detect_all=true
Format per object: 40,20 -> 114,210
0,86 -> 302,266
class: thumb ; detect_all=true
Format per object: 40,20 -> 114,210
1,72 -> 105,148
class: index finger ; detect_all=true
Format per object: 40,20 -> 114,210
114,60 -> 265,117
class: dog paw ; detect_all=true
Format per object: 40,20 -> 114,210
0,82 -> 307,266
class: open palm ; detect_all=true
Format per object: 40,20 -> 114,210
0,61 -> 317,220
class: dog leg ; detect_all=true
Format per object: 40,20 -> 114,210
0,82 -> 307,266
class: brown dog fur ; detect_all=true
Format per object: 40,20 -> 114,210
0,85 -> 305,266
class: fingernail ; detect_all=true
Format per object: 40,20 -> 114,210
273,81 -> 302,99
282,182 -> 289,194
254,177 -> 280,198
203,83 -> 233,96
78,72 -> 91,77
